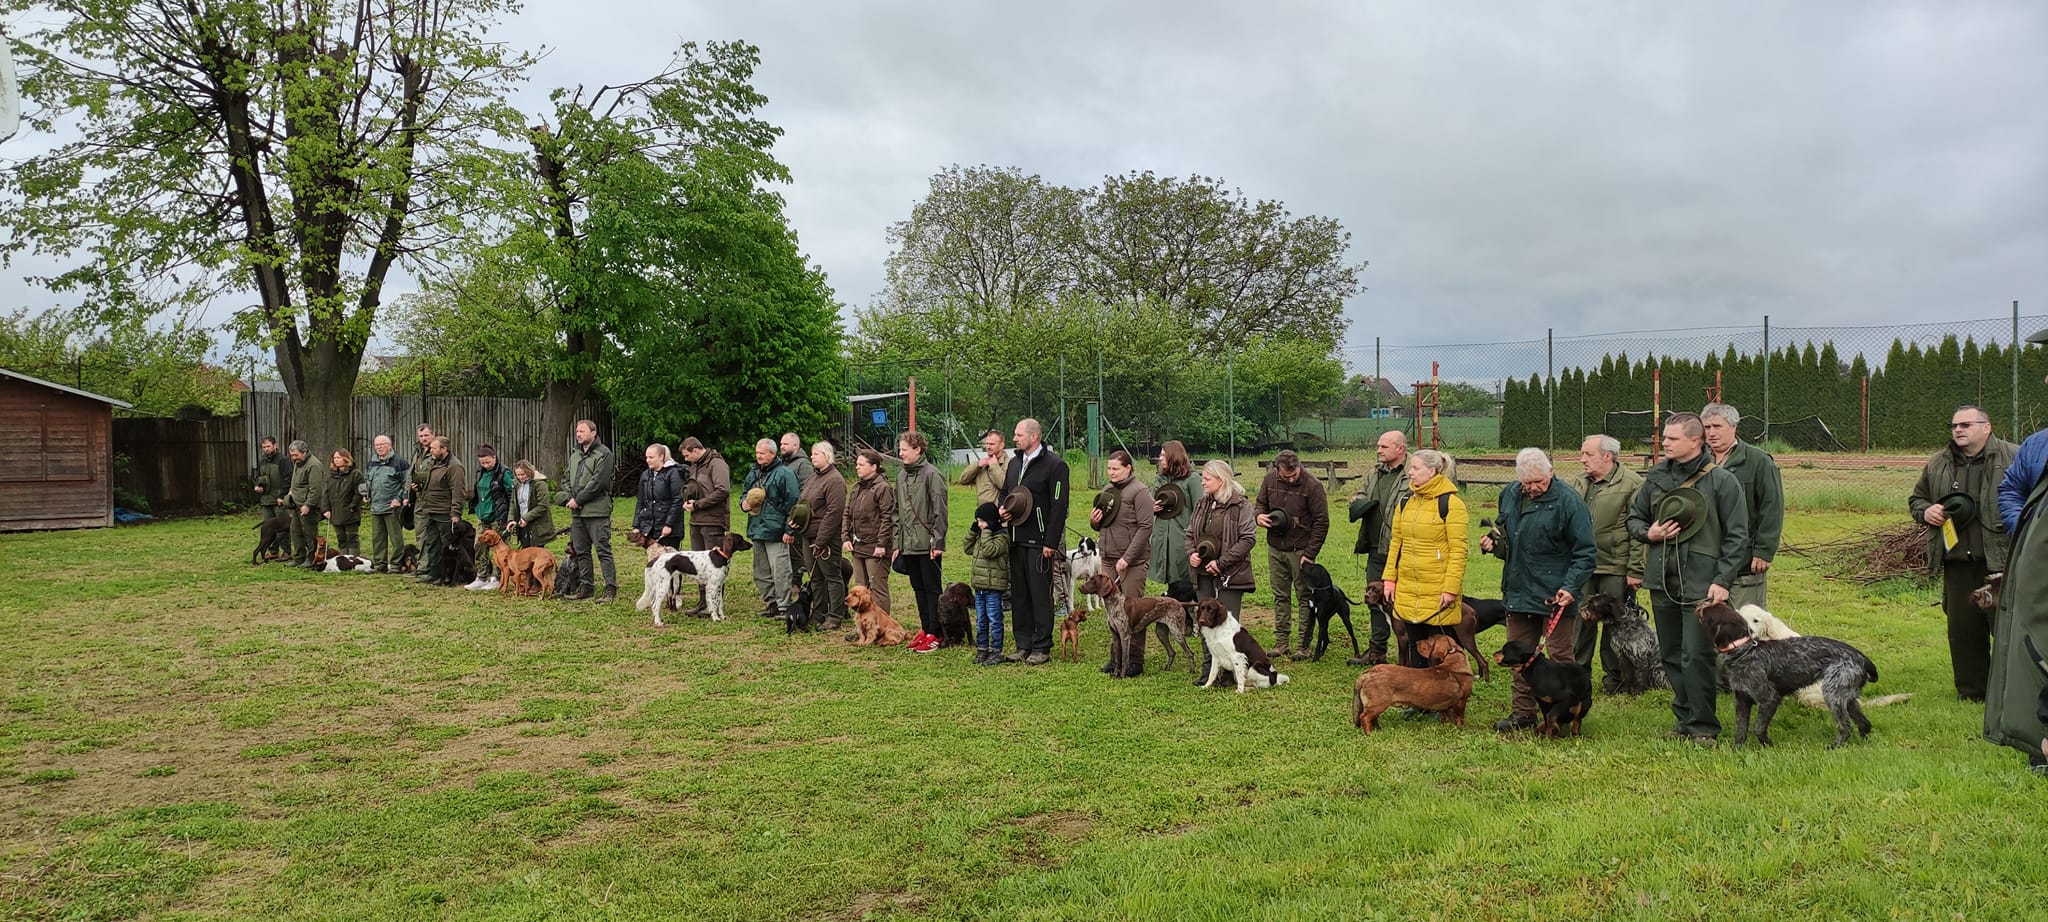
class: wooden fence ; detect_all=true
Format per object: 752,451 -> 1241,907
112,415 -> 248,514
241,392 -> 602,474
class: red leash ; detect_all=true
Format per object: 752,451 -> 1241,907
1540,599 -> 1568,645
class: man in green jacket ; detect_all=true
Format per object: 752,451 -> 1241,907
743,437 -> 803,620
560,419 -> 618,603
1702,404 -> 1782,608
1482,448 -> 1597,733
1911,406 -> 2019,701
1571,433 -> 1646,693
285,440 -> 325,569
363,435 -> 411,573
1349,430 -> 1412,665
414,436 -> 465,586
405,423 -> 435,538
253,436 -> 292,560
1628,412 -> 1750,744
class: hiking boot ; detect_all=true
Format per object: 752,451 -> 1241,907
1101,661 -> 1116,675
1023,651 -> 1050,666
978,650 -> 1004,667
1349,647 -> 1388,668
594,586 -> 616,604
760,605 -> 781,619
561,586 -> 593,602
1002,650 -> 1027,663
819,616 -> 842,632
1494,714 -> 1539,734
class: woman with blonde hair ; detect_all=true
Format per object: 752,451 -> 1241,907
1381,449 -> 1469,667
1185,459 -> 1257,686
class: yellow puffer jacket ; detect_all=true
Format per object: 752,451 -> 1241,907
1384,472 -> 1468,625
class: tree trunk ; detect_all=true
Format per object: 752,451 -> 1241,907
537,377 -> 589,481
276,338 -> 361,463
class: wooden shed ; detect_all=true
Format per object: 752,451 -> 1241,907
0,368 -> 133,531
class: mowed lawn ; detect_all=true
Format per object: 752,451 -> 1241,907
2,459 -> 2042,921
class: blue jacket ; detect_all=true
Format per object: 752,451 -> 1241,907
1999,429 -> 2048,534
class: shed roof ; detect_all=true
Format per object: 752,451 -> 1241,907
0,367 -> 135,409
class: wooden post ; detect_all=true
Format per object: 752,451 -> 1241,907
1651,366 -> 1662,464
907,376 -> 917,434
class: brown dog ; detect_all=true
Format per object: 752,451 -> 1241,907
1351,634 -> 1475,733
478,528 -> 513,583
478,529 -> 560,598
1364,583 -> 1497,682
846,585 -> 912,647
1060,609 -> 1087,662
1078,573 -> 1198,678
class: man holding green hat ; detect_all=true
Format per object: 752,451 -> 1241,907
1627,411 -> 1749,745
1348,430 -> 1411,666
1911,405 -> 2017,701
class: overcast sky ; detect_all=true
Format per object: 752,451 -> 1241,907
7,0 -> 2047,377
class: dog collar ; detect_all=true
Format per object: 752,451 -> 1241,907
1717,635 -> 1754,656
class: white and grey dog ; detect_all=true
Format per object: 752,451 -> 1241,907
1739,604 -> 1910,709
635,533 -> 745,626
1194,598 -> 1290,692
1067,537 -> 1102,611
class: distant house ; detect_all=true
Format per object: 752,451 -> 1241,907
0,368 -> 133,531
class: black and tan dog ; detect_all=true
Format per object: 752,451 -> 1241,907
1367,583 -> 1507,681
1494,638 -> 1593,739
1698,601 -> 1879,749
1298,561 -> 1362,663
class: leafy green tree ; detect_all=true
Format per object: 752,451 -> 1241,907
0,309 -> 240,416
1,0 -> 532,458
390,41 -> 842,469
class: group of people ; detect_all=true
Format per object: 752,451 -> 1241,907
251,422 -> 590,593
249,364 -> 2048,774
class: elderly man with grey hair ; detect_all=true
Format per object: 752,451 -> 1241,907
1570,433 -> 1646,692
1701,403 -> 1783,608
742,437 -> 802,619
1480,447 -> 1597,733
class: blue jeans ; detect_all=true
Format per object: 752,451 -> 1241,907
974,589 -> 1005,651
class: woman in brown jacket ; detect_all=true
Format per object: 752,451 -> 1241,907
1186,458 -> 1257,687
1093,450 -> 1154,601
840,449 -> 897,614
322,449 -> 364,556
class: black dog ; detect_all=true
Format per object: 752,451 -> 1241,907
1297,561 -> 1362,662
395,544 -> 421,574
1580,593 -> 1668,696
1698,602 -> 1878,749
1494,638 -> 1593,739
443,519 -> 477,586
785,572 -> 813,635
1166,579 -> 1197,606
555,548 -> 586,599
937,581 -> 975,647
251,516 -> 291,564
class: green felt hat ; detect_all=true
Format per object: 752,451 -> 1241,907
1154,482 -> 1188,520
1090,487 -> 1121,531
1653,488 -> 1708,544
1937,492 -> 1977,527
1348,495 -> 1378,523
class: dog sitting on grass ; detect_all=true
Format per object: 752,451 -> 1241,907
1494,638 -> 1593,739
1579,593 -> 1668,696
1700,601 -> 1880,749
1194,598 -> 1290,692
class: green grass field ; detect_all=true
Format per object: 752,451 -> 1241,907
2,462 -> 2041,920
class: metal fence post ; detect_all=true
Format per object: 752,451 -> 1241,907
1227,350 -> 1236,464
1761,314 -> 1771,444
2015,300 -> 2022,430
1546,328 -> 1555,451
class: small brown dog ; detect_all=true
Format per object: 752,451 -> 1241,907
1352,634 -> 1475,733
1060,609 -> 1087,662
846,585 -> 912,647
479,529 -> 560,597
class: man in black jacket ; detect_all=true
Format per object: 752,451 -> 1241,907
1000,418 -> 1070,665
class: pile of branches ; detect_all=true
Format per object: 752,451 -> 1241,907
1782,523 -> 1928,582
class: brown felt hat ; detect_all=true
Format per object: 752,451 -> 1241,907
1195,538 -> 1220,564
743,487 -> 767,511
1000,490 -> 1034,525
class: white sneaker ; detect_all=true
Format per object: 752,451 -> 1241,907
463,578 -> 487,590
479,577 -> 500,590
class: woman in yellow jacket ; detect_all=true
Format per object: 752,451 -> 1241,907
1380,449 -> 1468,667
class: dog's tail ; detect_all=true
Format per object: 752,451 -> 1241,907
1352,684 -> 1366,726
1862,693 -> 1912,707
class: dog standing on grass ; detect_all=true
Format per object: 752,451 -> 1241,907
1739,604 -> 1910,710
1701,602 -> 1880,749
1579,594 -> 1668,695
1352,634 -> 1472,732
1060,609 -> 1087,662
